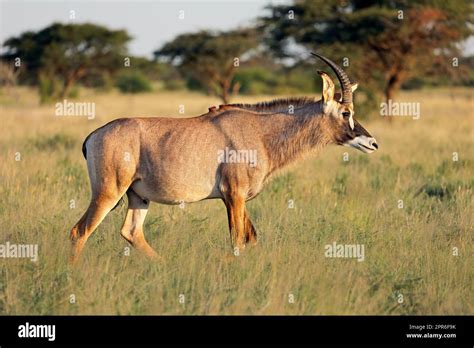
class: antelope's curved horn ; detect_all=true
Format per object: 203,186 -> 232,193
311,52 -> 354,105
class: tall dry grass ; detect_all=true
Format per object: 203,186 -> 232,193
0,86 -> 472,314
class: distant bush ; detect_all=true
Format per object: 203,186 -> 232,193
82,71 -> 114,91
284,67 -> 317,93
235,66 -> 316,95
31,133 -> 77,151
235,67 -> 278,95
0,61 -> 19,87
38,74 -> 81,103
116,72 -> 152,94
38,73 -> 62,104
163,78 -> 187,90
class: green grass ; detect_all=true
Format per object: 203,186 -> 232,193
0,87 -> 472,314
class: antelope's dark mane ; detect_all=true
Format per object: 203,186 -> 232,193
219,97 -> 317,114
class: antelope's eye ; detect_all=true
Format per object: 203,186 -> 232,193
342,112 -> 351,119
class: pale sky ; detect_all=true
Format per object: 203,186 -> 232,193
1,0 -> 473,58
0,0 -> 288,58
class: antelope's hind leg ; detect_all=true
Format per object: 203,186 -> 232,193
70,192 -> 124,264
120,189 -> 158,259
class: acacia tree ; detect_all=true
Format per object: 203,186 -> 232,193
2,23 -> 131,99
154,29 -> 258,103
262,0 -> 473,103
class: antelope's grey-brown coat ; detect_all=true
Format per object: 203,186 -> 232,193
69,57 -> 378,263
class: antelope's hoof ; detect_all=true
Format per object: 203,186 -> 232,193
147,252 -> 163,262
246,239 -> 258,247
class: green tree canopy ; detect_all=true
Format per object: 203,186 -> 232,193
2,22 -> 131,99
154,29 -> 258,103
262,0 -> 473,104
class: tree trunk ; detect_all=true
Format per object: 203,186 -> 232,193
384,75 -> 399,104
384,70 -> 404,122
61,77 -> 75,99
231,81 -> 241,98
384,63 -> 407,101
60,67 -> 85,99
219,79 -> 231,104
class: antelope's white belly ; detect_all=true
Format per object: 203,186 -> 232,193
131,173 -> 222,204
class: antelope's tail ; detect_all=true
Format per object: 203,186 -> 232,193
81,131 -> 124,211
81,137 -> 89,159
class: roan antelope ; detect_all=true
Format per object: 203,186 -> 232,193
70,53 -> 378,263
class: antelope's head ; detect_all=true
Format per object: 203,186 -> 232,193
312,53 -> 378,154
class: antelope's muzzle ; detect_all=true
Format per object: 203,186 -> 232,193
344,135 -> 378,153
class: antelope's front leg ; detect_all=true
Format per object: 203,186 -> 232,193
224,195 -> 246,253
243,209 -> 257,246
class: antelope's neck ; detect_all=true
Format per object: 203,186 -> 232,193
262,107 -> 333,173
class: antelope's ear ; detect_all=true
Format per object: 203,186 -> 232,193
318,70 -> 335,104
351,83 -> 358,92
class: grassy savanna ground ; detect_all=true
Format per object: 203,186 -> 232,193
0,86 -> 472,315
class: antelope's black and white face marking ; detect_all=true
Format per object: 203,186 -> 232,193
341,110 -> 354,130
329,108 -> 379,153
340,109 -> 378,154
318,71 -> 378,154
